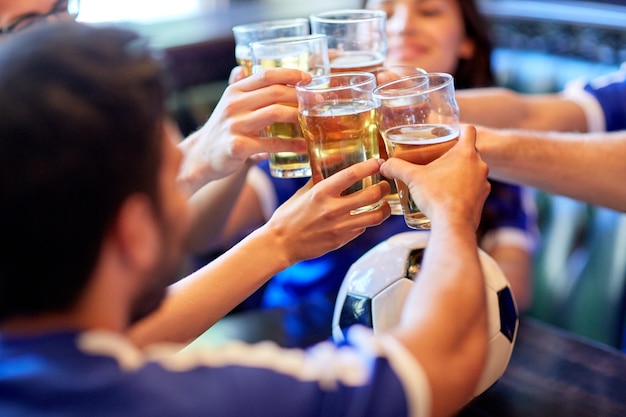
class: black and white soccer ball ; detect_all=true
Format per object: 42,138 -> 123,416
332,231 -> 519,396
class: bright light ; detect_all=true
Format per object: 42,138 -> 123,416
78,0 -> 203,23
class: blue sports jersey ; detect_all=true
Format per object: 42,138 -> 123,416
248,160 -> 533,346
563,64 -> 626,132
583,66 -> 626,131
0,327 -> 429,417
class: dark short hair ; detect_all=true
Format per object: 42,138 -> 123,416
0,22 -> 167,321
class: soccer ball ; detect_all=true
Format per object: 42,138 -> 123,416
332,231 -> 519,397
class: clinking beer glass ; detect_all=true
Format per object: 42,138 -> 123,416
251,34 -> 330,178
374,73 -> 460,229
309,9 -> 387,74
232,18 -> 310,78
371,65 -> 427,215
296,72 -> 382,214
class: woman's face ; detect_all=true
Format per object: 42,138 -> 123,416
366,0 -> 475,74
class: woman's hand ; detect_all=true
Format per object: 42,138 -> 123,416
177,68 -> 311,194
265,158 -> 392,265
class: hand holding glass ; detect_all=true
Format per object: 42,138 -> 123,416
296,72 -> 382,214
251,34 -> 330,178
374,73 -> 460,229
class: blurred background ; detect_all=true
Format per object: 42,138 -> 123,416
77,0 -> 626,131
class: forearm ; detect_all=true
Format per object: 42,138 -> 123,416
185,162 -> 252,254
478,127 -> 626,211
128,223 -> 291,348
393,220 -> 488,417
458,88 -> 527,128
458,88 -> 587,132
176,130 -> 215,195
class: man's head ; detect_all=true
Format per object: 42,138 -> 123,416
0,21 -> 190,327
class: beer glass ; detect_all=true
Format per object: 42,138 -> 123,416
309,9 -> 386,73
371,65 -> 427,215
232,18 -> 310,77
296,72 -> 382,214
251,34 -> 330,178
374,73 -> 460,229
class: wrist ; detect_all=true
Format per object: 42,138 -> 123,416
475,126 -> 511,169
250,221 -> 294,272
176,133 -> 205,195
428,211 -> 480,238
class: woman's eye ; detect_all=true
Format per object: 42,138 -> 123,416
418,8 -> 442,17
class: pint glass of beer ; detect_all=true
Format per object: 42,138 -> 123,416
371,65 -> 427,215
309,9 -> 387,73
251,34 -> 330,178
374,73 -> 460,229
296,72 -> 382,214
232,18 -> 310,77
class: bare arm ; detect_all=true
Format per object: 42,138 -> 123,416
128,159 -> 391,347
477,126 -> 626,211
183,163 -> 252,253
208,180 -> 267,252
177,68 -> 310,252
457,87 -> 588,132
382,126 -> 491,417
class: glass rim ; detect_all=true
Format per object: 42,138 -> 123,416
370,64 -> 427,74
295,71 -> 376,91
309,9 -> 387,24
232,18 -> 310,35
250,33 -> 327,49
373,72 -> 454,98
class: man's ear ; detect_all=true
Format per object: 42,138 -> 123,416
112,194 -> 160,272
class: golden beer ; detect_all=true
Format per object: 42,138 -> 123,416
254,53 -> 317,177
383,124 -> 459,228
264,103 -> 310,178
299,100 -> 380,211
240,54 -> 310,176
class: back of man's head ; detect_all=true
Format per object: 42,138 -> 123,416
0,21 -> 167,322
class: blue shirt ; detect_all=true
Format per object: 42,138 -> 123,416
563,64 -> 626,132
583,66 -> 626,131
0,328 -> 429,417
